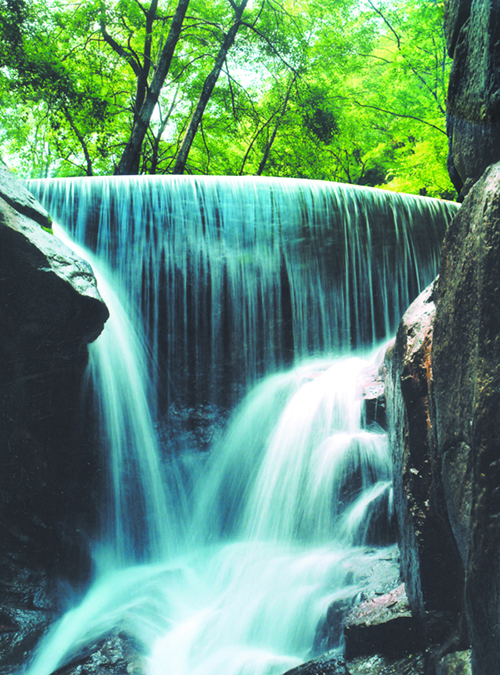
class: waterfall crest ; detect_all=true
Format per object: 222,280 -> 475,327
27,176 -> 458,410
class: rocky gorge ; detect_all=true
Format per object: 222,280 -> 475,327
1,0 -> 500,674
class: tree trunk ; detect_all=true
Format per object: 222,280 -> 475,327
172,0 -> 249,175
114,0 -> 190,176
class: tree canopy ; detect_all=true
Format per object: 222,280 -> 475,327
0,0 -> 455,198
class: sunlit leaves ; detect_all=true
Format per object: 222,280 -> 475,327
0,0 -> 456,198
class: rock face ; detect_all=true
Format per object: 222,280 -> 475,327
386,166 -> 500,675
344,585 -> 420,660
385,282 -> 465,646
432,162 -> 500,675
378,3 -> 500,674
0,169 -> 108,671
446,0 -> 500,196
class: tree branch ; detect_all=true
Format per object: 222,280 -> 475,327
99,5 -> 142,78
353,101 -> 446,135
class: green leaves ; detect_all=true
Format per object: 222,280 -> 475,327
0,0 -> 456,198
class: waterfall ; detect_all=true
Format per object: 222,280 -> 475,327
50,225 -> 186,567
27,176 -> 457,410
21,177 -> 459,675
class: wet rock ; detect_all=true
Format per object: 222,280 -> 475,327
344,584 -> 421,660
314,546 -> 400,655
281,651 -> 347,675
0,523 -> 55,674
360,353 -> 387,429
346,653 -> 424,675
384,282 -> 464,638
436,650 -> 471,675
446,0 -> 500,195
432,161 -> 500,674
50,631 -> 145,675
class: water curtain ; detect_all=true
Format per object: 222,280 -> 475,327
27,176 -> 457,410
22,177 -> 459,675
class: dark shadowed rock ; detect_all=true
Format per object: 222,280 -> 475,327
346,654 -> 424,675
0,523 -> 55,675
344,585 -> 421,660
443,0 -> 471,58
433,161 -> 500,675
446,0 -> 500,195
384,281 -> 464,641
281,651 -> 347,675
436,650 -> 471,675
0,170 -> 108,671
49,631 -> 145,675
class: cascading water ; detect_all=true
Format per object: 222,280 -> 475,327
22,177 -> 459,675
27,176 -> 457,411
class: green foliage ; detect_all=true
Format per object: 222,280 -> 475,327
0,0 -> 456,199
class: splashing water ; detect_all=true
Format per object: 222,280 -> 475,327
21,177 -> 459,675
25,350 -> 394,675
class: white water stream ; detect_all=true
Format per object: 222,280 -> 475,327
21,177 -> 459,675
25,326 -> 393,675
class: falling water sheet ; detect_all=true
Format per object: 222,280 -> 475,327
19,177 -> 459,675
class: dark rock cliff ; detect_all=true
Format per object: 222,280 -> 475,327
385,283 -> 464,641
0,168 -> 108,671
433,163 -> 500,675
445,0 -> 500,197
383,2 -> 500,673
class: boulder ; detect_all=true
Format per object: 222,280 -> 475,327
384,281 -> 464,638
346,654 -> 424,675
0,169 -> 108,550
432,161 -> 500,675
0,167 -> 52,229
436,650 -> 472,675
281,652 -> 347,675
343,584 -> 421,660
47,631 -> 145,675
0,169 -> 108,671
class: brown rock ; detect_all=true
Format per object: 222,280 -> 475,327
385,281 -> 464,637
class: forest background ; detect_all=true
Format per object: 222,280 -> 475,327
0,0 -> 454,199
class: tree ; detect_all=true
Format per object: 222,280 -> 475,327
0,0 -> 456,199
